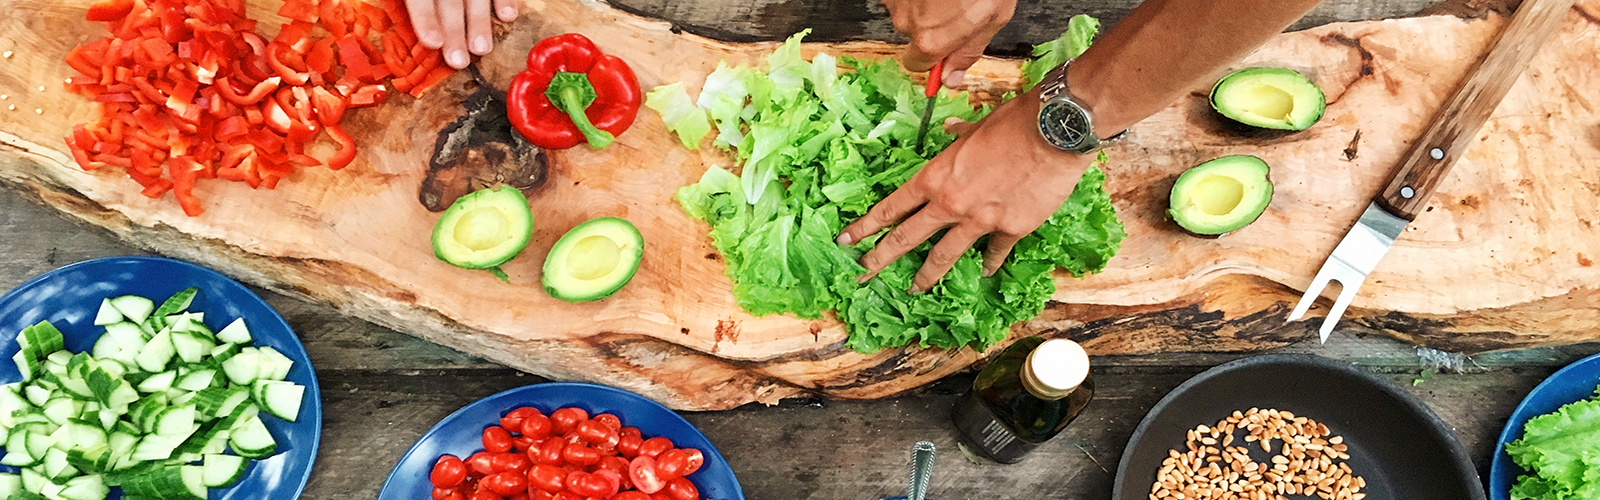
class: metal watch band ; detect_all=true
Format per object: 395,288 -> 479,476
1037,60 -> 1126,153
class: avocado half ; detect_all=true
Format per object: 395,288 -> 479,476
1168,155 -> 1274,236
432,186 -> 534,270
1210,68 -> 1325,131
542,217 -> 644,303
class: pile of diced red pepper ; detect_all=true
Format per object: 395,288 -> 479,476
63,0 -> 454,216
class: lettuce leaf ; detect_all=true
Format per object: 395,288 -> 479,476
1019,15 -> 1100,91
669,25 -> 1123,353
1508,384 -> 1600,500
644,83 -> 711,149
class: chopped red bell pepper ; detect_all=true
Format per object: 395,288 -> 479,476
323,124 -> 356,170
507,33 -> 641,150
86,0 -> 134,22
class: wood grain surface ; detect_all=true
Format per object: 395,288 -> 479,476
0,0 -> 1598,410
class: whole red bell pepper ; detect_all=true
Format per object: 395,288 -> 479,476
507,33 -> 640,150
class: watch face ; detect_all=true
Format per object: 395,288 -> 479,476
1038,99 -> 1091,151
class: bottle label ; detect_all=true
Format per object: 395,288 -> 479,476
979,420 -> 1017,452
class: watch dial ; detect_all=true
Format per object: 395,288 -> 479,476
1039,100 -> 1089,151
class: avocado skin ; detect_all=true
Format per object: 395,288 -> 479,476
542,217 -> 644,303
432,186 -> 534,270
1168,155 -> 1275,237
1209,67 -> 1326,131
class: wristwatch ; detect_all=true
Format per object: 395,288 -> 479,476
1036,60 -> 1125,155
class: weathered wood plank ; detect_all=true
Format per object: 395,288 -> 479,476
606,0 -> 1442,54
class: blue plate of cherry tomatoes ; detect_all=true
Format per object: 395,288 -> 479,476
377,382 -> 743,500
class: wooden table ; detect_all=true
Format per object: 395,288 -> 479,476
4,0 -> 1598,498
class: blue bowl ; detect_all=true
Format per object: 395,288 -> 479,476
1489,352 -> 1600,500
0,256 -> 322,500
378,382 -> 744,500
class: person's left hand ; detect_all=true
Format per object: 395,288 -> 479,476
835,91 -> 1091,294
406,0 -> 519,69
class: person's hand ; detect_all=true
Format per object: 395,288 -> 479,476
836,93 -> 1090,294
881,0 -> 1016,86
407,0 -> 519,69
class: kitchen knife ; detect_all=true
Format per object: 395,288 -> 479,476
913,61 -> 945,154
1287,0 -> 1575,342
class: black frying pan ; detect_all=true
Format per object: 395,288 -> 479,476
1112,354 -> 1486,500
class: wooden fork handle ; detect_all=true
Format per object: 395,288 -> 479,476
1376,0 -> 1575,220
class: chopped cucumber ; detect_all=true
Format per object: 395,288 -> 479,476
201,453 -> 246,488
0,472 -> 19,496
108,296 -> 155,324
93,299 -> 123,326
134,330 -> 176,373
215,318 -> 251,345
252,381 -> 305,422
135,371 -> 177,394
226,416 -> 275,459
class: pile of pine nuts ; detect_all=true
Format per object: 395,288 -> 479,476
1149,408 -> 1366,500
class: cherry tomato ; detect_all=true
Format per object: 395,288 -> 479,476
576,421 -> 621,450
592,469 -> 624,497
513,436 -> 538,452
628,456 -> 667,494
490,452 -> 531,474
521,415 -> 553,438
466,452 -> 498,477
528,463 -> 568,492
550,407 -> 588,434
483,426 -> 515,453
617,434 -> 643,458
608,492 -> 651,500
536,439 -> 566,465
649,493 -> 673,500
501,407 -> 544,433
468,491 -> 503,500
432,486 -> 467,500
637,437 -> 673,458
620,428 -> 642,440
563,442 -> 602,466
593,413 -> 622,431
654,450 -> 688,480
432,455 -> 468,488
680,449 -> 703,475
506,494 -> 530,500
663,478 -> 697,500
481,471 -> 528,496
553,492 -> 584,500
597,456 -> 633,490
529,491 -> 556,500
565,470 -> 619,498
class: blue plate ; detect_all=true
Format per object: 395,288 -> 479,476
378,382 -> 744,500
0,256 -> 322,500
1489,352 -> 1600,500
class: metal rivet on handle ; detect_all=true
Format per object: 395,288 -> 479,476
1401,186 -> 1416,199
1429,148 -> 1444,160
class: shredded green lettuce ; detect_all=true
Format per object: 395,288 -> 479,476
1507,384 -> 1600,500
664,26 -> 1124,353
644,83 -> 712,149
1019,15 -> 1100,91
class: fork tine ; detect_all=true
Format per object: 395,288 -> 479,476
1318,276 -> 1366,343
1287,269 -> 1334,322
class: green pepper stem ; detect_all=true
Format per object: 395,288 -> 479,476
555,82 -> 614,150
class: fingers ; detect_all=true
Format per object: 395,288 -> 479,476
902,32 -> 958,73
437,0 -> 471,68
910,225 -> 985,293
940,35 -> 991,87
406,0 -> 445,48
493,0 -> 518,22
838,181 -> 927,246
466,0 -> 493,55
981,233 -> 1023,276
856,211 -> 949,281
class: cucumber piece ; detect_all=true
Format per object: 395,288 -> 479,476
188,387 -> 232,416
96,409 -> 118,430
0,472 -> 19,497
13,350 -> 43,382
215,318 -> 251,344
57,474 -> 108,500
134,330 -> 176,373
255,347 -> 293,381
252,381 -> 305,423
93,299 -> 125,326
44,350 -> 73,369
104,381 -> 139,414
25,432 -> 56,459
64,446 -> 110,474
22,384 -> 51,407
1,385 -> 34,426
171,331 -> 214,365
90,334 -> 122,359
180,465 -> 207,499
129,394 -> 168,432
109,296 -> 155,325
153,405 -> 197,437
107,431 -> 138,462
205,344 -> 241,369
19,469 -> 48,496
130,435 -> 182,462
2,431 -> 38,466
147,288 -> 198,332
20,322 -> 66,356
42,398 -> 80,426
135,371 -> 177,394
219,350 -> 260,386
226,416 -> 275,459
65,420 -> 107,452
213,388 -> 250,419
42,447 -> 79,481
200,453 -> 246,488
120,465 -> 194,500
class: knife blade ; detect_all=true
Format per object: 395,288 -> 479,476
913,61 -> 945,154
1287,0 -> 1575,342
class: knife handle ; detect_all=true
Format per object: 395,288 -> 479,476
1375,0 -> 1573,220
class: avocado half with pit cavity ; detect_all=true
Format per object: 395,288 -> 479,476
432,185 -> 534,270
543,217 -> 644,303
1210,67 -> 1325,131
1168,155 -> 1274,236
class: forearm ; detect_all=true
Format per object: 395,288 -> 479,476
1068,0 -> 1324,134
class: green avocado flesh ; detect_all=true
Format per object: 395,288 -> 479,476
432,186 -> 534,270
543,217 -> 644,303
1210,67 -> 1326,131
1168,155 -> 1274,235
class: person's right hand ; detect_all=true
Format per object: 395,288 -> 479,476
881,0 -> 1016,86
407,0 -> 520,69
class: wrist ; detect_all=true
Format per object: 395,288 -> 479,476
1064,54 -> 1133,135
1000,90 -> 1093,168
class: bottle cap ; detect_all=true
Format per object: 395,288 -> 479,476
1021,339 -> 1090,400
